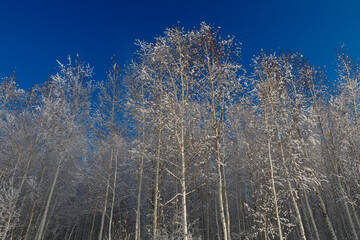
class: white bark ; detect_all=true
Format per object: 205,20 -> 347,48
264,109 -> 283,240
315,187 -> 337,240
108,154 -> 118,240
36,160 -> 61,240
153,124 -> 163,239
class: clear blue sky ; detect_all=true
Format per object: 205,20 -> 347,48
1,0 -> 360,90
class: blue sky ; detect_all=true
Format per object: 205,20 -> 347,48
1,0 -> 360,90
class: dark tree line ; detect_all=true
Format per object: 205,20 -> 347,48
1,23 -> 360,240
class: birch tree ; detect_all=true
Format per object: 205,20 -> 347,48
191,23 -> 242,240
94,59 -> 126,240
36,56 -> 93,240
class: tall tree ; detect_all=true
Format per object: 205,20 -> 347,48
36,56 -> 93,240
95,59 -> 126,240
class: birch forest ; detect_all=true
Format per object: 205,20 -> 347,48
2,23 -> 360,240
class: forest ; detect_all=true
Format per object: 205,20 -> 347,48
1,23 -> 360,240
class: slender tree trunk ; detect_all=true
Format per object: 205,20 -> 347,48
181,141 -> 189,240
267,137 -> 283,240
98,181 -> 109,240
98,151 -> 113,240
43,193 -> 60,239
220,136 -> 231,240
213,124 -> 229,240
303,191 -> 321,240
153,123 -> 163,239
25,165 -> 46,240
264,110 -> 283,240
135,150 -> 144,240
37,111 -> 76,240
36,159 -> 62,240
336,176 -> 359,240
299,194 -> 312,239
135,119 -> 145,240
217,159 -> 228,240
222,166 -> 231,240
215,196 -> 221,240
24,202 -> 36,240
315,187 -> 337,240
2,200 -> 15,240
108,154 -> 118,240
273,116 -> 306,240
309,90 -> 338,240
68,219 -> 78,240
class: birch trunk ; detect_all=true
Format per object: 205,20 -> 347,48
153,123 -> 163,239
216,159 -> 228,240
24,202 -> 36,240
264,110 -> 283,240
303,191 -> 321,240
315,187 -> 337,240
36,158 -> 62,240
135,85 -> 146,240
336,176 -> 359,240
134,148 -> 144,240
181,142 -> 189,240
223,166 -> 231,240
108,154 -> 118,240
98,151 -> 113,240
275,122 -> 307,240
